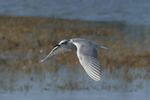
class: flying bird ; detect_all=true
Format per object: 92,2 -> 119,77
40,38 -> 107,81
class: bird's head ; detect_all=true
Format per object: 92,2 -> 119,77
53,39 -> 68,48
59,39 -> 68,45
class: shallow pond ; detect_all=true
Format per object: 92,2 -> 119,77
0,66 -> 150,100
0,16 -> 150,100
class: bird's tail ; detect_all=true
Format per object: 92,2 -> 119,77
91,41 -> 108,49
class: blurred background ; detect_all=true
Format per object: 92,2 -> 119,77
0,0 -> 150,100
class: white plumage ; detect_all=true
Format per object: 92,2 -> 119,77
40,38 -> 107,81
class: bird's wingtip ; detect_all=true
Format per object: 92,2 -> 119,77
39,60 -> 44,63
95,77 -> 102,81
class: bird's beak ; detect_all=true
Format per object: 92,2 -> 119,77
54,44 -> 60,47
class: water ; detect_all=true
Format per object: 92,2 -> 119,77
0,1 -> 150,100
0,0 -> 150,25
1,91 -> 149,100
0,67 -> 150,100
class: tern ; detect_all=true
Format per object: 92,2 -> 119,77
40,38 -> 107,81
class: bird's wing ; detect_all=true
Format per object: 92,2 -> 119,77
39,45 -> 71,63
76,44 -> 102,81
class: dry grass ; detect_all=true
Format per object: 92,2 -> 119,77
0,16 -> 150,74
0,16 -> 150,91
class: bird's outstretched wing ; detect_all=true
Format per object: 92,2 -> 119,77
39,45 -> 71,63
76,44 -> 102,81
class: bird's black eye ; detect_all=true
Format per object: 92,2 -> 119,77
61,42 -> 67,45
